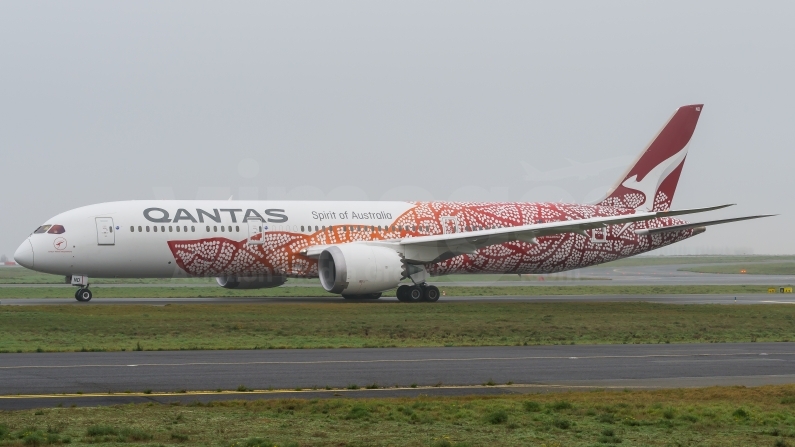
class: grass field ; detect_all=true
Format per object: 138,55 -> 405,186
2,385 -> 795,446
0,284 -> 790,299
680,262 -> 795,276
2,302 -> 795,352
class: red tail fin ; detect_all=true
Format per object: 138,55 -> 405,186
599,104 -> 703,211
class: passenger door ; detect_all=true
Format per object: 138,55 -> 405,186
95,217 -> 115,245
247,218 -> 264,245
440,216 -> 459,234
590,228 -> 607,244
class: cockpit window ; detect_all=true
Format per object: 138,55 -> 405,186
34,225 -> 52,234
47,225 -> 66,234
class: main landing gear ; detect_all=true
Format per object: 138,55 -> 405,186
74,287 -> 92,302
396,284 -> 440,303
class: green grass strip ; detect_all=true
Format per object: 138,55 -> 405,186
2,302 -> 795,353
2,385 -> 795,446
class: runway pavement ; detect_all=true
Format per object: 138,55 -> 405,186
2,293 -> 795,305
2,343 -> 795,409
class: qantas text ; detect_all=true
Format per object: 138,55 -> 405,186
143,208 -> 288,224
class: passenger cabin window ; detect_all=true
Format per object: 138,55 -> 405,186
169,226 -> 173,232
130,226 -> 134,232
153,226 -> 158,232
47,225 -> 66,234
34,225 -> 52,234
146,226 -> 150,232
206,226 -> 210,232
191,226 -> 195,232
214,226 -> 218,232
138,226 -> 142,232
221,226 -> 225,232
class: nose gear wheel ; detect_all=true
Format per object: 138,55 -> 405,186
74,288 -> 92,302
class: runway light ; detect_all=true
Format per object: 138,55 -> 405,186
740,269 -> 747,274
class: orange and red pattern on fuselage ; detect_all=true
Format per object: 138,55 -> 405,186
167,201 -> 693,278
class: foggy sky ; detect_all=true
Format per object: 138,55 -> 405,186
1,1 -> 793,257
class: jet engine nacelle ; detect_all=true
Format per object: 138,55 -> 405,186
215,275 -> 287,289
318,244 -> 404,295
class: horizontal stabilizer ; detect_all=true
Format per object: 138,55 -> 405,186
634,215 -> 775,236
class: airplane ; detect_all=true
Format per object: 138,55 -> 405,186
14,104 -> 772,302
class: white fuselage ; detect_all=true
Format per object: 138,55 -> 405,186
14,200 -> 694,280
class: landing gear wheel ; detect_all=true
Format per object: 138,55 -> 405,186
75,288 -> 92,302
423,285 -> 440,302
396,285 -> 411,302
406,285 -> 424,303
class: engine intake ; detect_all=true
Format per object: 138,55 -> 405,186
215,274 -> 286,289
318,244 -> 403,295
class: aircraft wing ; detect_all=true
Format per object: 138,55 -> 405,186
396,204 -> 734,264
633,214 -> 774,236
300,204 -> 766,264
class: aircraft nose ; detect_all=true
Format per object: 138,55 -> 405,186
14,239 -> 34,269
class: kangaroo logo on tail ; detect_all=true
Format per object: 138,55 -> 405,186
620,147 -> 688,211
599,104 -> 703,211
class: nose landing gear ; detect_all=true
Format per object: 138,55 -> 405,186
69,275 -> 92,302
396,284 -> 440,303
